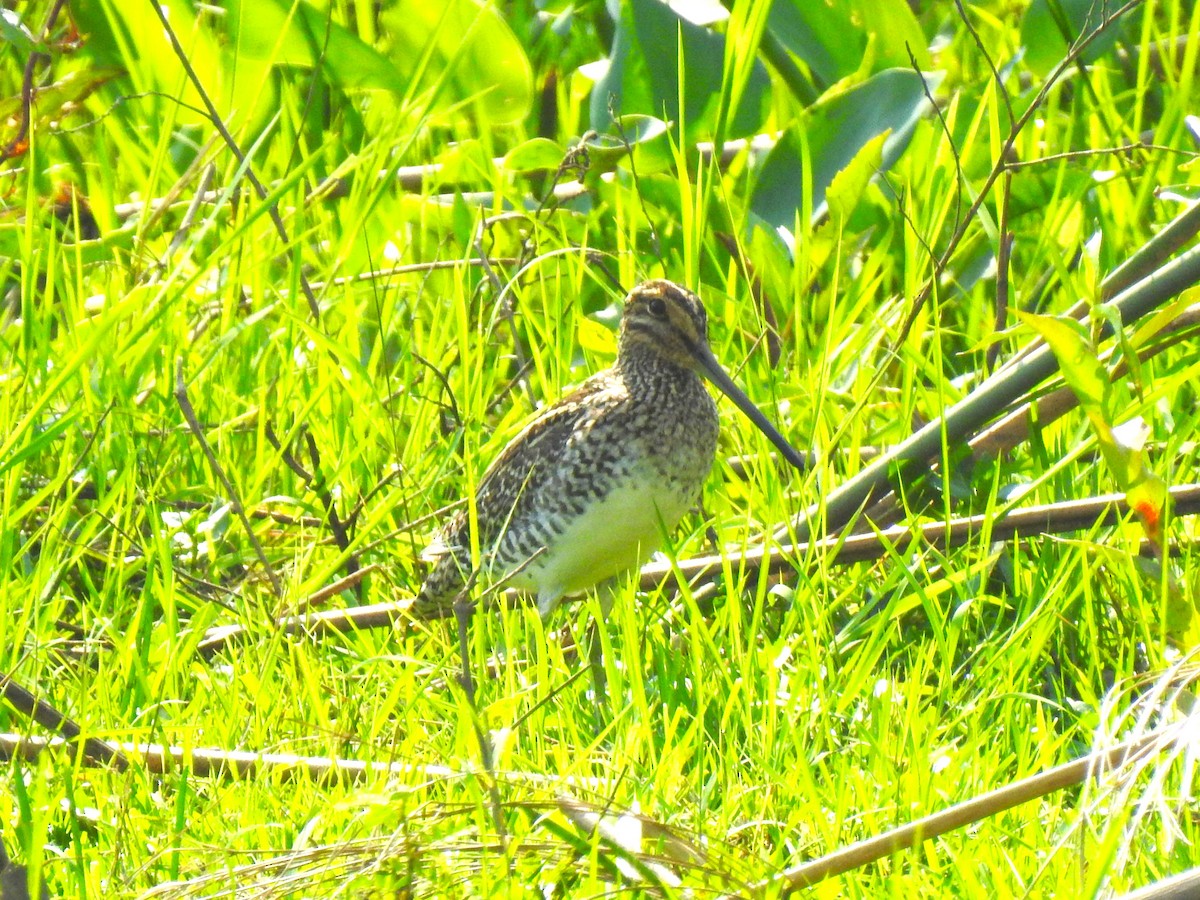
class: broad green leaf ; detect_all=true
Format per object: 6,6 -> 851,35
1166,569 -> 1200,650
227,0 -> 405,91
0,8 -> 38,54
380,0 -> 533,125
584,115 -> 673,173
434,140 -> 499,184
751,68 -> 937,241
590,0 -> 770,141
750,129 -> 806,249
502,138 -> 566,174
1131,294 -> 1195,345
449,190 -> 476,247
825,130 -> 887,227
73,0 -> 227,126
577,317 -> 617,356
1018,313 -> 1109,418
1113,418 -> 1169,547
766,0 -> 932,89
765,0 -> 858,89
0,68 -> 124,124
1022,313 -> 1170,553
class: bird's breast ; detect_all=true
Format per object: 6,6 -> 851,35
497,389 -> 719,600
501,462 -> 701,599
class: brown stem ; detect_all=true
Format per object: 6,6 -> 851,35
195,484 -> 1200,655
0,672 -> 127,771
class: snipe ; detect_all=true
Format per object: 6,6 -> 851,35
416,279 -> 804,619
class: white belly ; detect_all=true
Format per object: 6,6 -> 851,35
502,477 -> 693,616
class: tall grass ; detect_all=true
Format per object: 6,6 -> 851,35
1,0 -> 1199,897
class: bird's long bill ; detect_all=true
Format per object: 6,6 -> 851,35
693,343 -> 808,471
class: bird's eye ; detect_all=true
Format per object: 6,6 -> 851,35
648,298 -> 667,318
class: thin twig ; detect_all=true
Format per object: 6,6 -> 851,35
988,194 -> 1014,373
0,733 -> 602,789
272,565 -> 378,620
907,43 -> 964,242
303,258 -> 522,292
303,431 -> 362,593
897,0 -> 1143,344
174,358 -> 284,603
165,163 -> 216,258
193,485 -> 1200,652
148,1 -> 322,322
954,0 -> 1015,124
1004,142 -> 1193,169
739,723 -> 1183,897
610,111 -> 662,264
1,0 -> 68,160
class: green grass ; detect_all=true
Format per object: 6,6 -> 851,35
3,0 -> 1200,896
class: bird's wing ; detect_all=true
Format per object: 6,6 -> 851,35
416,376 -> 630,609
428,376 -> 628,548
468,376 -> 631,542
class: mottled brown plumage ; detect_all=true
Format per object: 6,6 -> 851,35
416,279 -> 800,619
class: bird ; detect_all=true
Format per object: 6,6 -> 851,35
414,278 -> 805,621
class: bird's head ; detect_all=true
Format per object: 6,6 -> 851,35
618,279 -> 711,372
616,278 -> 809,471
